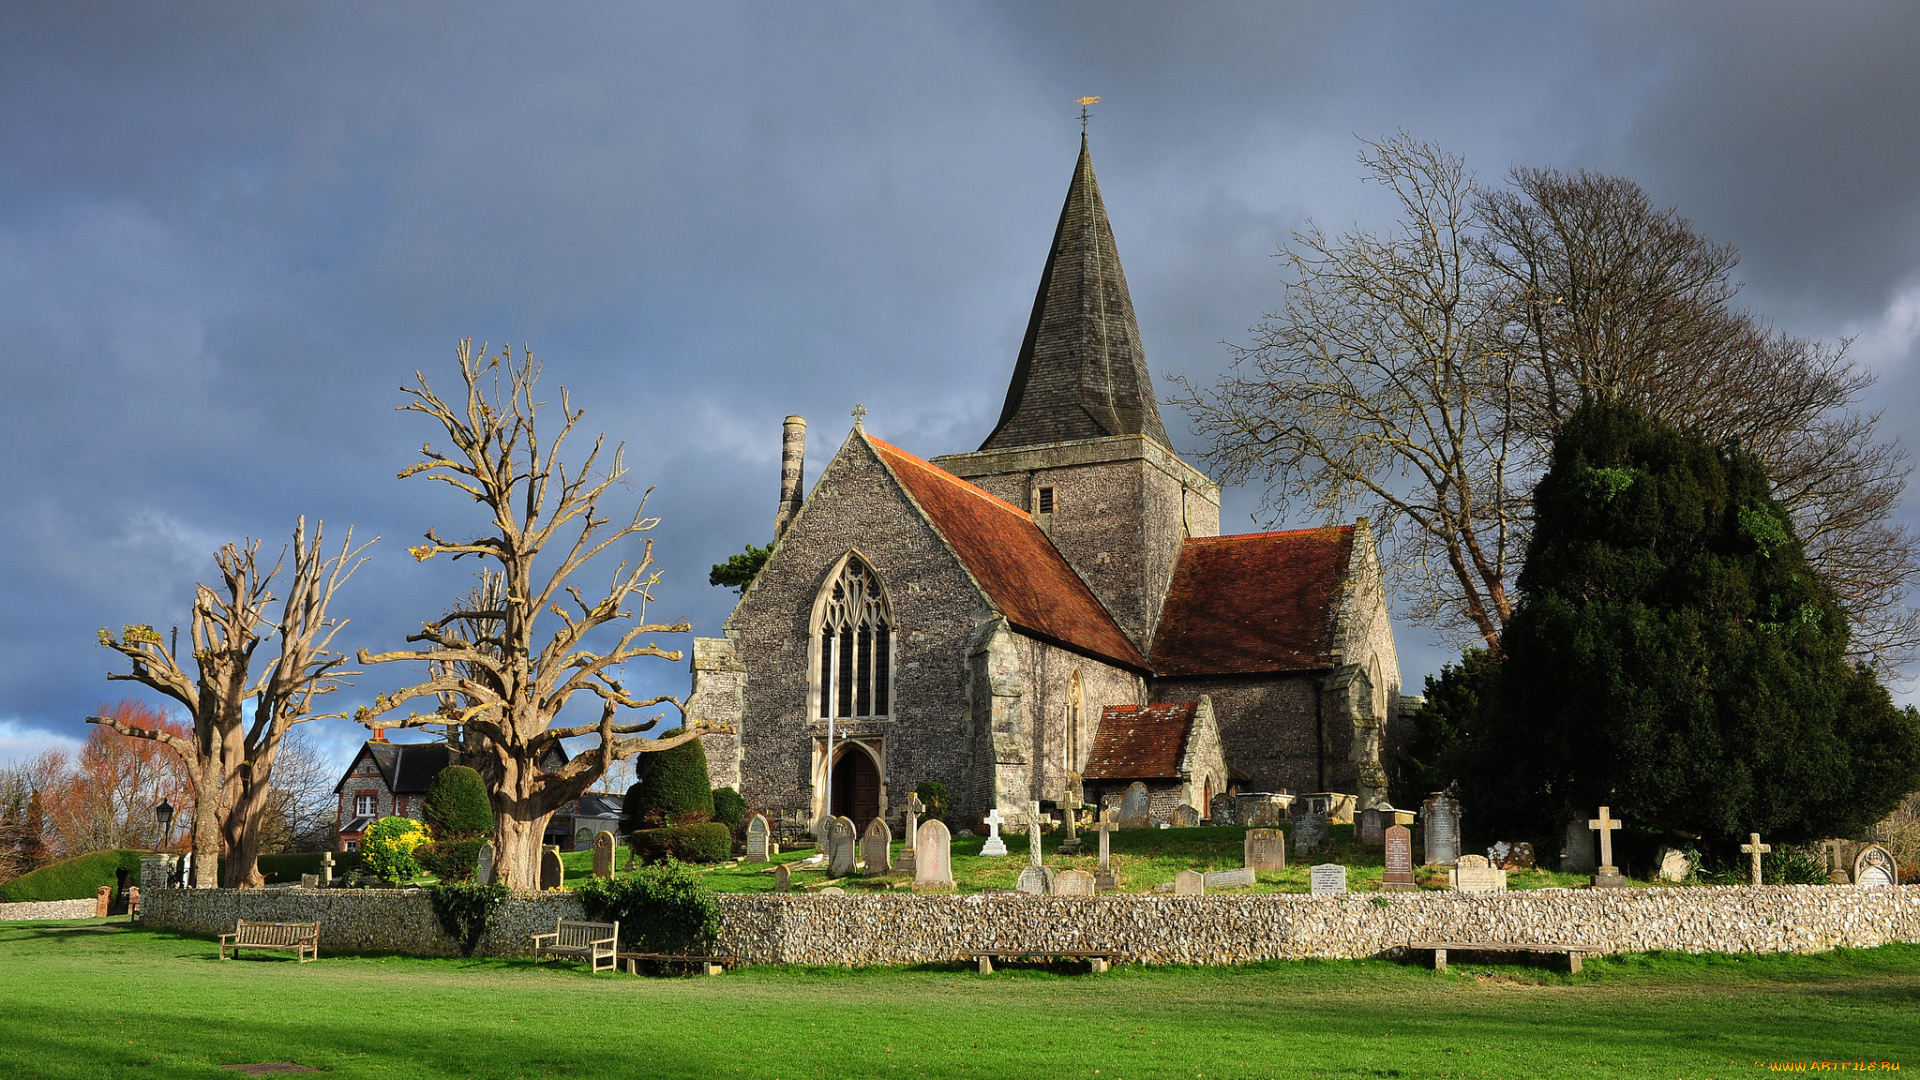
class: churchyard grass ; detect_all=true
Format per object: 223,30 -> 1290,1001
2,918 -> 1916,1078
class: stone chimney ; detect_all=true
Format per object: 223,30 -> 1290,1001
774,415 -> 806,539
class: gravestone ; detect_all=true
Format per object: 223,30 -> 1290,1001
300,873 -> 320,888
826,816 -> 858,877
819,886 -> 845,896
1205,867 -> 1254,888
1421,794 -> 1461,866
593,831 -> 616,879
1016,865 -> 1054,895
1239,794 -> 1290,829
1172,804 -> 1200,827
540,845 -> 564,891
861,817 -> 893,875
913,819 -> 954,891
1382,824 -> 1416,890
1740,833 -> 1772,887
1655,846 -> 1691,882
1095,808 -> 1119,891
1209,792 -> 1237,826
1449,854 -> 1507,892
1854,845 -> 1898,888
1310,863 -> 1348,895
473,842 -> 493,887
1057,789 -> 1084,855
1356,806 -> 1390,845
1822,839 -> 1850,884
1024,801 -> 1056,866
1488,841 -> 1536,871
979,807 -> 1009,857
746,814 -> 772,863
904,793 -> 924,854
1052,868 -> 1096,896
319,850 -> 335,887
1589,806 -> 1625,888
1244,828 -> 1286,873
773,863 -> 792,892
1560,820 -> 1596,874
1119,782 -> 1152,829
1172,869 -> 1205,895
1292,811 -> 1328,853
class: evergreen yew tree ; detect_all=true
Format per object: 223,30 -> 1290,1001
621,732 -> 714,831
1468,402 -> 1920,848
423,766 -> 492,838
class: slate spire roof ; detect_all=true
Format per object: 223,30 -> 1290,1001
979,134 -> 1172,452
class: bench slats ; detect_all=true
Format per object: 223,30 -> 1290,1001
531,918 -> 619,973
220,920 -> 320,963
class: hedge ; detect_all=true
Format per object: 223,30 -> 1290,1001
628,822 -> 731,864
623,732 -> 715,829
0,850 -> 146,902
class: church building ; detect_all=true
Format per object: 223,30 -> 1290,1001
688,136 -> 1401,834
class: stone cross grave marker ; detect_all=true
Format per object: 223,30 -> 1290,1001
773,863 -> 792,892
1449,853 -> 1507,892
1244,828 -> 1285,874
1095,808 -> 1118,890
540,845 -> 564,891
1119,782 -> 1151,829
746,814 -> 772,862
592,831 -> 616,879
1172,804 -> 1199,827
1382,824 -> 1415,890
904,794 -> 924,858
913,819 -> 954,891
1740,833 -> 1772,887
1025,801 -> 1056,868
980,807 -> 1009,857
1422,794 -> 1462,865
1310,863 -> 1348,895
826,816 -> 858,877
320,850 -> 335,887
1058,788 -> 1084,854
1823,839 -> 1851,884
1293,811 -> 1328,853
1853,844 -> 1898,888
1052,868 -> 1096,896
1173,869 -> 1205,895
861,817 -> 893,875
1356,806 -> 1388,845
1204,867 -> 1254,889
1588,806 -> 1625,887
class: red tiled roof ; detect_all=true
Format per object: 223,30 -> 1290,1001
867,435 -> 1148,671
1151,527 -> 1353,677
1083,702 -> 1197,780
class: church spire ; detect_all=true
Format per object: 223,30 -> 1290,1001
979,134 -> 1171,452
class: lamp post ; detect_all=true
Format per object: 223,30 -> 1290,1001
154,799 -> 174,850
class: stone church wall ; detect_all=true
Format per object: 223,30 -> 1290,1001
1012,635 -> 1145,804
1153,675 -> 1328,795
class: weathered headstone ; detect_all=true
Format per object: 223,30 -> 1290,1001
1239,793 -> 1290,828
1654,846 -> 1691,882
592,830 -> 616,879
746,814 -> 772,863
1209,792 -> 1237,826
913,819 -> 954,891
1589,806 -> 1625,887
1052,868 -> 1096,896
1421,794 -> 1461,866
1356,806 -> 1389,845
1172,869 -> 1205,895
1293,811 -> 1328,853
979,807 -> 1009,857
1095,808 -> 1118,891
904,793 -> 924,854
1449,853 -> 1507,892
773,863 -> 792,892
1016,865 -> 1054,895
826,815 -> 858,877
1205,867 -> 1254,888
540,845 -> 564,891
1823,839 -> 1851,884
861,817 -> 893,875
1119,782 -> 1151,829
1560,819 -> 1596,874
1740,833 -> 1772,887
1488,841 -> 1536,871
819,886 -> 845,896
1854,844 -> 1898,888
1058,789 -> 1085,855
320,849 -> 335,887
300,873 -> 320,888
1025,801 -> 1056,866
1310,863 -> 1348,895
1172,804 -> 1200,827
472,842 -> 492,886
1382,824 -> 1416,890
1244,828 -> 1285,873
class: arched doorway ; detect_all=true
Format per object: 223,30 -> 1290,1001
830,747 -> 881,832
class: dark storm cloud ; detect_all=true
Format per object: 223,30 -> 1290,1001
2,2 -> 1917,769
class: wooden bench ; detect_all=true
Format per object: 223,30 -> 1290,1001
617,952 -> 739,977
963,950 -> 1117,974
1407,940 -> 1597,974
531,918 -> 619,973
219,920 -> 320,963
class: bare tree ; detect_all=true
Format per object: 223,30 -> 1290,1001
1172,135 -> 1525,651
356,341 -> 705,889
93,519 -> 370,887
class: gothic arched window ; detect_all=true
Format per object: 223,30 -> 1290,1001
815,556 -> 893,719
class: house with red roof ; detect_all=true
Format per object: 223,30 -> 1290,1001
689,135 -> 1400,834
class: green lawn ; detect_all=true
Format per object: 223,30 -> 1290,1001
2,918 -> 1914,1078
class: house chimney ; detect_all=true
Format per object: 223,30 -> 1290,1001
774,415 -> 806,539
369,727 -> 386,744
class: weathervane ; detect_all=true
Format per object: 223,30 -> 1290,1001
1076,95 -> 1099,134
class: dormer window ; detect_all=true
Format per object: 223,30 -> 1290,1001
815,556 -> 893,719
1037,487 -> 1055,514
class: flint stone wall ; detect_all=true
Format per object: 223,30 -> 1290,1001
138,884 -> 1920,966
0,898 -> 100,922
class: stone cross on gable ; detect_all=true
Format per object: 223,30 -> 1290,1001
1026,800 -> 1057,868
1740,833 -> 1772,887
1588,806 -> 1622,870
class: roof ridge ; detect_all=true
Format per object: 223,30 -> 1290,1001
866,435 -> 1034,519
1185,525 -> 1354,545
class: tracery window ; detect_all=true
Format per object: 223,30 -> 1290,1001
816,557 -> 893,719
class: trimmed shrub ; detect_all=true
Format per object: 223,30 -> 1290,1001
0,849 -> 144,902
414,838 -> 487,883
622,732 -> 714,830
423,765 -> 493,838
915,781 -> 951,825
361,816 -> 432,883
628,822 -> 731,864
711,786 -> 747,839
575,860 -> 720,953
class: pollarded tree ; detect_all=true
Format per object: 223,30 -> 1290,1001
92,520 -> 370,887
1468,401 -> 1920,847
356,341 -> 711,889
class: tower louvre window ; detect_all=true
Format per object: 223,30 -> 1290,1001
815,557 -> 895,720
1038,487 -> 1055,514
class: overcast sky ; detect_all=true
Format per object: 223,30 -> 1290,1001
4,2 -> 1919,776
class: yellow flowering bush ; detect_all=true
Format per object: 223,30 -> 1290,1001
362,816 -> 432,883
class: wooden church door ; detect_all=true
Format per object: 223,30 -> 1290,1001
831,749 -> 881,832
